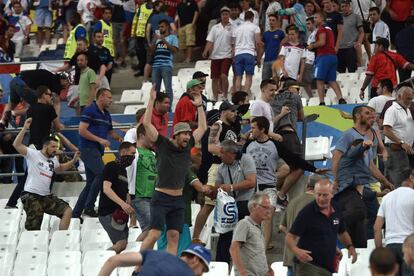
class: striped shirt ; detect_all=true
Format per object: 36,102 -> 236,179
152,34 -> 178,68
79,101 -> 113,154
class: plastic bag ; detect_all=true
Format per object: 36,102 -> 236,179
214,188 -> 238,234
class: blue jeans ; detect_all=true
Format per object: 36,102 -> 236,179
72,147 -> 104,218
152,66 -> 173,109
10,77 -> 37,106
287,266 -> 295,276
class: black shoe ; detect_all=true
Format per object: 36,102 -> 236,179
84,208 -> 98,217
319,102 -> 326,106
338,98 -> 347,104
276,195 -> 289,210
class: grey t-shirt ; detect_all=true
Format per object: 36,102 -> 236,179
215,154 -> 256,201
340,13 -> 363,49
155,135 -> 194,189
233,216 -> 268,276
270,91 -> 303,131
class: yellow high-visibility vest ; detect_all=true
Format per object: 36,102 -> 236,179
100,20 -> 114,57
64,24 -> 88,60
131,4 -> 153,38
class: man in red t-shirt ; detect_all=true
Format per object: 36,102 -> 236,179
172,79 -> 204,132
307,11 -> 346,105
383,0 -> 413,45
360,37 -> 414,99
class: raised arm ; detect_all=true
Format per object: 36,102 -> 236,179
143,85 -> 159,142
98,252 -> 143,276
56,151 -> 80,172
192,94 -> 207,143
12,118 -> 31,156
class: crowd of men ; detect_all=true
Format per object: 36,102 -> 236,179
1,0 -> 414,275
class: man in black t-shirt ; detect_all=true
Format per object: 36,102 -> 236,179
323,0 -> 344,52
89,31 -> 114,83
98,142 -> 136,253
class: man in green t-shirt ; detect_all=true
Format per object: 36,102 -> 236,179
77,53 -> 97,110
128,124 -> 157,241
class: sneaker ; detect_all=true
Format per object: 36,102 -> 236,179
84,208 -> 98,217
276,195 -> 289,210
319,102 -> 326,106
4,205 -> 18,209
338,98 -> 347,104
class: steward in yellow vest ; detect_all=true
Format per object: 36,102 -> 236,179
64,14 -> 88,60
94,7 -> 114,57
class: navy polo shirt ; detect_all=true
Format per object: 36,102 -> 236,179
79,102 -> 113,154
289,200 -> 346,273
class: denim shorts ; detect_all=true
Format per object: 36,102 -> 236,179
234,53 -> 256,76
150,191 -> 185,232
99,213 -> 129,244
131,197 -> 151,232
35,8 -> 52,28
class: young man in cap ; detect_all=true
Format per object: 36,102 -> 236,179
192,71 -> 209,109
140,85 -> 207,255
173,79 -> 205,131
98,142 -> 136,253
98,243 -> 211,276
360,37 -> 414,99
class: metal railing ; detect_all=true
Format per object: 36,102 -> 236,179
0,59 -> 66,65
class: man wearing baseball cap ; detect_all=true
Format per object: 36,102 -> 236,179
172,79 -> 205,131
192,71 -> 209,110
98,243 -> 211,276
139,85 -> 207,256
360,37 -> 414,99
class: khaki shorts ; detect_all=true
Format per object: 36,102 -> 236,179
178,24 -> 196,49
205,163 -> 220,205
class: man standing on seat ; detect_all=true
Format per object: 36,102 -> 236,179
72,88 -> 123,218
14,118 -> 80,230
140,85 -> 207,255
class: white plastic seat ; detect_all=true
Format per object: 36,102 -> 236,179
191,204 -> 201,226
49,230 -> 81,252
48,251 -> 81,266
128,228 -> 142,242
13,264 -> 46,276
0,252 -> 15,276
195,60 -> 211,70
271,261 -> 288,274
82,242 -> 113,253
15,251 -> 47,266
20,63 -> 37,71
81,229 -> 111,253
0,209 -> 21,222
81,217 -> 103,232
0,231 -> 18,246
49,217 -> 80,233
120,90 -> 141,103
301,97 -> 307,106
40,214 -> 50,231
349,248 -> 371,276
0,220 -> 19,233
305,137 -> 330,161
47,265 -> 81,276
82,250 -> 116,276
17,231 -> 49,252
123,241 -> 142,252
308,97 -> 332,106
204,261 -> 229,276
177,68 -> 197,88
124,104 -> 145,115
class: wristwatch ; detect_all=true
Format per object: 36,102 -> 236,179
400,140 -> 405,145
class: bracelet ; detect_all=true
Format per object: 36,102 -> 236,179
346,244 -> 354,249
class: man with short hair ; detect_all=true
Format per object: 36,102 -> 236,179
72,88 -> 124,218
142,92 -> 170,137
279,24 -> 306,82
303,16 -> 316,98
177,0 -> 198,63
265,0 -> 282,31
232,10 -> 262,93
7,1 -> 31,58
373,170 -> 414,276
360,38 -> 414,99
98,142 -> 136,253
383,86 -> 414,187
369,7 -> 390,43
286,180 -> 358,276
14,118 -> 80,230
307,11 -> 346,105
140,85 -> 206,255
370,248 -> 399,276
77,53 -> 97,109
89,31 -> 113,84
173,79 -> 204,130
403,234 -> 414,273
215,139 -> 257,263
337,0 -> 364,73
98,243 -> 211,276
202,6 -> 233,101
323,0 -> 343,51
93,7 -> 115,57
230,192 -> 273,276
367,79 -> 394,125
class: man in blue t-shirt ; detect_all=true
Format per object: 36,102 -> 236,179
151,19 -> 178,107
261,14 -> 285,80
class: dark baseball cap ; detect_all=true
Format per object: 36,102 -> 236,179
374,37 -> 389,49
219,101 -> 238,111
282,80 -> 301,90
192,71 -> 209,79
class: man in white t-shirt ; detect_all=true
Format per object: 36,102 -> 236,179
239,0 -> 259,26
232,11 -> 262,93
279,24 -> 306,82
367,78 -> 394,128
369,7 -> 390,42
202,7 -> 233,101
9,1 -> 31,57
14,118 -> 80,230
77,0 -> 99,32
383,86 -> 414,187
374,170 -> 414,276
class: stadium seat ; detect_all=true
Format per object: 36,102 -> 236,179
0,209 -> 21,222
195,60 -> 211,70
49,217 -> 81,233
200,210 -> 214,247
0,252 -> 14,276
204,261 -> 229,276
307,97 -> 332,106
48,251 -> 81,266
124,105 -> 145,115
15,251 -> 47,266
13,264 -> 47,276
82,250 -> 116,276
172,76 -> 183,95
301,97 -> 307,107
49,230 -> 81,252
349,248 -> 371,276
81,217 -> 104,232
40,214 -> 51,231
123,241 -> 142,252
20,63 -> 37,71
191,203 -> 201,225
81,229 -> 111,252
17,231 -> 49,252
128,228 -> 142,242
119,90 -> 142,104
305,137 -> 330,161
47,265 -> 82,276
177,68 -> 197,87
271,261 -> 288,274
0,231 -> 18,247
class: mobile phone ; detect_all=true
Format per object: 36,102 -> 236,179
155,30 -> 160,36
